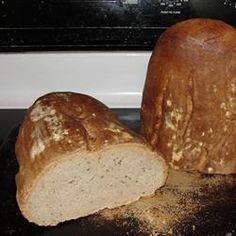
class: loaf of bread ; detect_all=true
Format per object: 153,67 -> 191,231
15,92 -> 167,226
141,19 -> 236,174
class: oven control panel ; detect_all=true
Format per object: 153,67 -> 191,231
0,0 -> 235,50
158,0 -> 190,15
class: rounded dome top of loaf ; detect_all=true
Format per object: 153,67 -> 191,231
141,18 -> 236,174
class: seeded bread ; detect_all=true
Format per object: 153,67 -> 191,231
141,19 -> 236,174
15,92 -> 167,226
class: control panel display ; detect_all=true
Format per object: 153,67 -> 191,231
0,0 -> 235,50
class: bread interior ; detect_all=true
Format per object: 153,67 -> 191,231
26,144 -> 164,226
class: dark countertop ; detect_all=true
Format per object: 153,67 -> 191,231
0,110 -> 25,144
0,109 -> 141,144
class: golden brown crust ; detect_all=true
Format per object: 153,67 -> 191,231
15,92 -> 149,218
141,19 -> 236,174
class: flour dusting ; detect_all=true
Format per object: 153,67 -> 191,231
30,101 -> 56,122
30,101 -> 69,159
44,115 -> 69,142
30,127 -> 45,160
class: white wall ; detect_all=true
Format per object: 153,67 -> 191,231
0,52 -> 151,108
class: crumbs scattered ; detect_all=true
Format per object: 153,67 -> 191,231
97,170 -> 236,235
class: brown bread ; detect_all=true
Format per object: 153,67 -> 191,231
15,92 -> 167,226
141,19 -> 236,174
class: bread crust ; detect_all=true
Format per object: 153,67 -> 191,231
141,19 -> 236,174
15,92 -> 167,224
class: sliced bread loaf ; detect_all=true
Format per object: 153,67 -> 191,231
15,92 -> 167,226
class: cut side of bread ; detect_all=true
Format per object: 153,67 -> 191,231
26,144 -> 165,226
15,92 -> 167,226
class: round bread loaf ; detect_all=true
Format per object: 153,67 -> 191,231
141,19 -> 236,174
15,92 -> 167,226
